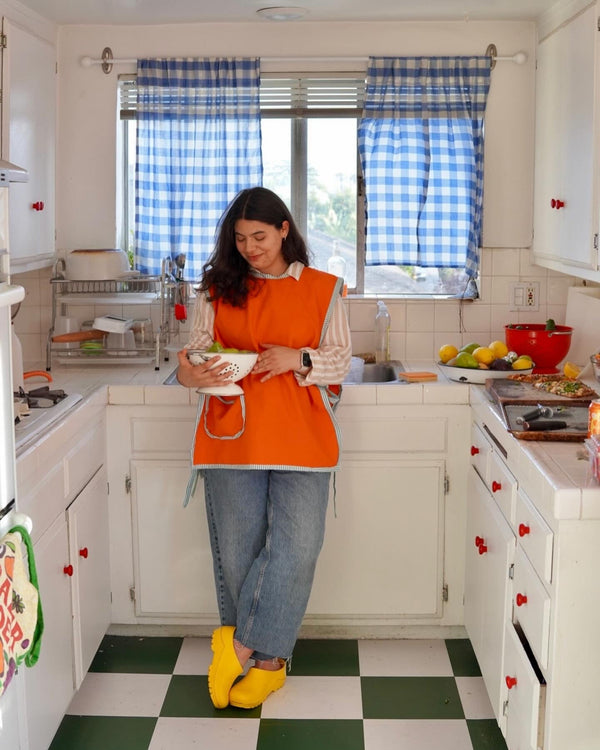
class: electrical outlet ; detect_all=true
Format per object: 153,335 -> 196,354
510,281 -> 539,311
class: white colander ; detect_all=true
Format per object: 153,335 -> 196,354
188,350 -> 258,396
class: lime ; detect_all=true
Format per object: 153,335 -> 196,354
460,342 -> 480,355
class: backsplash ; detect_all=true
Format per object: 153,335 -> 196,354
12,246 -> 583,369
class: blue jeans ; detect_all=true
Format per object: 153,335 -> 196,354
203,469 -> 331,660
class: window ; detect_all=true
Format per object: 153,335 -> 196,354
118,69 -> 479,296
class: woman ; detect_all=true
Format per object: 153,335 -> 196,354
176,187 -> 351,710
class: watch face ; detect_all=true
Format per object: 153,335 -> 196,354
302,351 -> 312,368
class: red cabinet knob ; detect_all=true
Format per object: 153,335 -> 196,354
478,543 -> 488,555
32,201 -> 45,211
506,675 -> 517,689
475,535 -> 484,548
63,564 -> 74,577
79,547 -> 89,559
516,592 -> 528,607
491,480 -> 502,493
470,446 -> 480,456
518,523 -> 530,537
550,198 -> 565,209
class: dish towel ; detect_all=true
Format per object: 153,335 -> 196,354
0,525 -> 44,697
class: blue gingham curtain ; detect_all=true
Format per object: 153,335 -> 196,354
135,57 -> 263,278
358,56 -> 491,277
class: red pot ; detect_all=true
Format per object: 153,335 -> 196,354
504,324 -> 573,374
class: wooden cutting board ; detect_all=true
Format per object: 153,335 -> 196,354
486,378 -> 596,441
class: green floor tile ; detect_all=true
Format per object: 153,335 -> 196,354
89,635 -> 183,674
445,638 -> 482,677
49,716 -> 156,750
160,674 -> 261,718
467,719 -> 509,749
291,639 -> 360,675
257,719 -> 364,750
361,676 -> 465,720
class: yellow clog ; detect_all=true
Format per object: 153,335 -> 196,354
207,625 -> 243,709
229,663 -> 286,709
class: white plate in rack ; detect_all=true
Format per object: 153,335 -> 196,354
438,362 -> 533,384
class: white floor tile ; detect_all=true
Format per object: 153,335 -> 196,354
260,676 -> 363,720
358,639 -> 453,676
363,719 -> 473,750
173,637 -> 213,675
455,676 -> 495,719
148,717 -> 260,750
66,673 -> 171,717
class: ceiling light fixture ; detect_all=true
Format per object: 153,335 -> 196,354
256,6 -> 308,21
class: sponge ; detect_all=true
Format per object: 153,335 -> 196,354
398,371 -> 438,382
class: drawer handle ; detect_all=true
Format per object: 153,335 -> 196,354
491,480 -> 502,493
470,446 -> 480,456
79,547 -> 89,559
475,535 -> 484,548
505,675 -> 517,689
478,543 -> 488,555
518,523 -> 530,537
63,564 -> 74,577
516,592 -> 528,607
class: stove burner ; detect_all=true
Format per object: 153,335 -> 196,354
14,385 -> 68,408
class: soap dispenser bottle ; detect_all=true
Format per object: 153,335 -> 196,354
374,301 -> 391,363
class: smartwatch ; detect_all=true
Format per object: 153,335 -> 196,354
301,351 -> 312,368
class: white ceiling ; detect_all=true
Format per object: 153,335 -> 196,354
16,0 -> 554,26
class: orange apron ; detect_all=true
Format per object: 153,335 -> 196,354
191,268 -> 343,471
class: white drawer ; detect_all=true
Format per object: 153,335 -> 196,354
503,621 -> 546,750
64,419 -> 105,503
488,451 -> 517,525
513,546 -> 551,669
470,422 -> 491,481
516,490 -> 554,585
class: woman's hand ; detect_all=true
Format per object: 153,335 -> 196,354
252,343 -> 303,382
175,349 -> 232,388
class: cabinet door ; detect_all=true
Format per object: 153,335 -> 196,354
68,466 -> 111,688
307,458 -> 445,618
2,18 -> 55,269
464,468 -> 515,729
130,460 -> 218,618
23,514 -> 74,750
533,4 -> 598,273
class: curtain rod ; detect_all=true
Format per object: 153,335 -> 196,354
81,44 -> 527,74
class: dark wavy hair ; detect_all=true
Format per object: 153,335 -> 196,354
199,187 -> 311,307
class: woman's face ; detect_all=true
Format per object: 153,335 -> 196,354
234,219 -> 289,276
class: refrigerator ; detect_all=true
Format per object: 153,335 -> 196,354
0,158 -> 31,750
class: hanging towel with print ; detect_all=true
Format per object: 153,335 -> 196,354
0,525 -> 44,697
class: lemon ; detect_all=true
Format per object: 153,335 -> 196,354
489,340 -> 509,359
439,344 -> 459,363
473,346 -> 494,365
512,357 -> 533,370
563,361 -> 582,379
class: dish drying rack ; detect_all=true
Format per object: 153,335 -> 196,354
46,261 -> 182,370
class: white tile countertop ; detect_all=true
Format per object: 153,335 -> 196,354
17,358 -> 600,518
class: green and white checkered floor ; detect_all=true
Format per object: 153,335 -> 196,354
49,635 -> 508,750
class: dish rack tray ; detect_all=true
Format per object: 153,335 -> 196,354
47,273 -> 179,371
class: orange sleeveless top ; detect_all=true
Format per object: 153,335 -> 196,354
191,268 -> 342,471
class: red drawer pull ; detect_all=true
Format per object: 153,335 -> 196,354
478,543 -> 488,555
550,198 -> 565,209
516,593 -> 528,607
63,564 -> 74,577
79,547 -> 89,559
506,675 -> 517,689
491,481 -> 502,493
475,535 -> 484,548
470,446 -> 480,456
518,523 -> 530,537
32,201 -> 45,211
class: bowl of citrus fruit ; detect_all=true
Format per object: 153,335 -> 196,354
438,340 -> 534,383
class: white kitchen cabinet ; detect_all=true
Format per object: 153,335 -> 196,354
67,466 -> 111,688
1,17 -> 56,271
107,400 -> 469,633
532,2 -> 600,279
16,399 -> 108,750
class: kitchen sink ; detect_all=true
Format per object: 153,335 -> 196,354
163,360 -> 407,386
